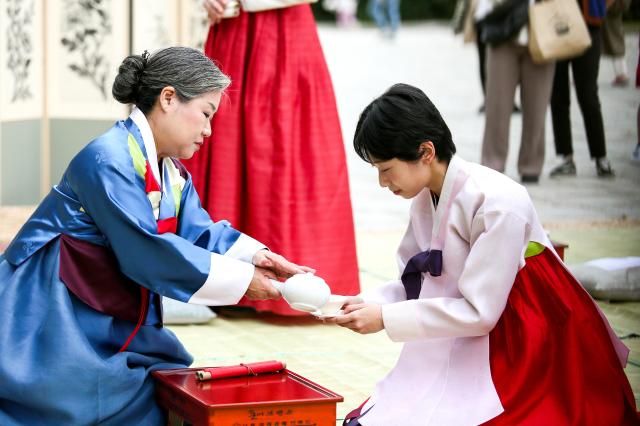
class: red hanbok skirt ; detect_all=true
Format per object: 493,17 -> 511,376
345,249 -> 638,425
484,248 -> 638,425
182,7 -> 360,315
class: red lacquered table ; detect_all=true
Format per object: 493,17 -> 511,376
153,368 -> 343,426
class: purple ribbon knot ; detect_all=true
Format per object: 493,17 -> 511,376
401,249 -> 442,300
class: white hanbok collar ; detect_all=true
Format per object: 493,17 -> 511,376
431,155 -> 466,250
129,107 -> 162,188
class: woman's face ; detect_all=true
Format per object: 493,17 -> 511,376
154,89 -> 222,160
373,157 -> 431,199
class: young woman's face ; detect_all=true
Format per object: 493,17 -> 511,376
157,90 -> 222,160
373,157 -> 431,199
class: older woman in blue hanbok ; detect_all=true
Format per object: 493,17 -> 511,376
0,47 -> 309,425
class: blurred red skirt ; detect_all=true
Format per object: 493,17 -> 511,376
182,6 -> 360,315
484,248 -> 638,425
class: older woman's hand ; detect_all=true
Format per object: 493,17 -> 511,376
203,0 -> 228,25
244,266 -> 281,300
327,303 -> 384,334
252,250 -> 315,280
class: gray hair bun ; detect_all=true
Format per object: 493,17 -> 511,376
112,53 -> 146,105
111,47 -> 230,113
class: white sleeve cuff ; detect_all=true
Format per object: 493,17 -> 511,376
224,233 -> 267,263
382,301 -> 424,342
188,253 -> 254,306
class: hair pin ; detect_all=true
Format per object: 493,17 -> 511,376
141,50 -> 150,66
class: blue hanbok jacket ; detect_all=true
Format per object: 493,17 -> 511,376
0,109 -> 264,425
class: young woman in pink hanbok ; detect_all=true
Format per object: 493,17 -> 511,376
330,84 -> 638,425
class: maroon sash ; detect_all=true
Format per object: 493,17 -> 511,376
59,234 -> 142,323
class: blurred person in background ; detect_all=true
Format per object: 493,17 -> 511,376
188,0 -> 361,316
549,0 -> 614,178
323,0 -> 359,28
634,36 -> 639,162
602,0 -> 631,87
478,0 -> 555,184
368,0 -> 401,39
453,0 -> 521,114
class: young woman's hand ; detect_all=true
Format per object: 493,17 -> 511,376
252,250 -> 315,280
341,296 -> 365,308
203,0 -> 228,25
329,303 -> 384,334
244,266 -> 281,300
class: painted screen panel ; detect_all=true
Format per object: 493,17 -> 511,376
47,0 -> 129,119
132,0 -> 179,54
0,0 -> 44,121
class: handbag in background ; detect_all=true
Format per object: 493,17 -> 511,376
479,0 -> 530,45
528,0 -> 591,63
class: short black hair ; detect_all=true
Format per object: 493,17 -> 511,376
353,83 -> 456,164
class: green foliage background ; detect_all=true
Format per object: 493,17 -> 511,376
311,1 -> 456,21
312,0 -> 640,21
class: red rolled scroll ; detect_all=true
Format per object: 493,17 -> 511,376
195,360 -> 286,381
